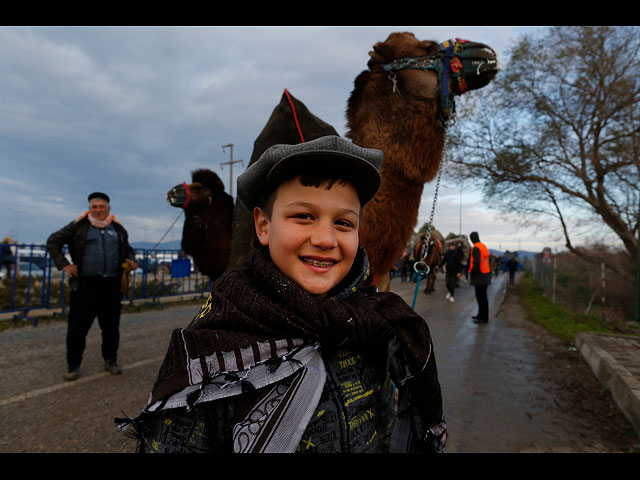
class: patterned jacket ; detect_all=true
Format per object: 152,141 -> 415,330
118,245 -> 446,453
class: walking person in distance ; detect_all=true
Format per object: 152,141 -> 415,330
440,241 -> 462,303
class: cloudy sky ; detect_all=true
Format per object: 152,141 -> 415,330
0,25 -> 553,254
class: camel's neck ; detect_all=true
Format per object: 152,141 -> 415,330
363,163 -> 425,229
358,163 -> 425,277
347,71 -> 448,277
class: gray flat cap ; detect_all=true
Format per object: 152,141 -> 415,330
237,135 -> 383,211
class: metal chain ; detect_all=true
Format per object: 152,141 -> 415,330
414,136 -> 448,272
421,161 -> 443,258
410,136 -> 449,309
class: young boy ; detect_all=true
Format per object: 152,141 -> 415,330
118,136 -> 446,453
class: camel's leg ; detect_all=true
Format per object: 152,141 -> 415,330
424,274 -> 435,294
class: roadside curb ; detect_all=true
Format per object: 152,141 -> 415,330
576,332 -> 640,438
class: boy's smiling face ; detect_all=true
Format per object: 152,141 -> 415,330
254,177 -> 360,296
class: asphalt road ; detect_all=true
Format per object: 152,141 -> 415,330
394,273 -> 636,453
0,272 -> 636,453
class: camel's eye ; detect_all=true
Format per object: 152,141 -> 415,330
423,44 -> 438,56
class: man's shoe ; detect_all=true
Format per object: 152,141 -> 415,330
473,318 -> 488,324
104,359 -> 122,375
449,296 -> 455,303
445,292 -> 451,300
63,366 -> 80,381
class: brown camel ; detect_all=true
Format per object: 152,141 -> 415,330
345,33 -> 498,290
166,168 -> 234,281
168,32 -> 498,291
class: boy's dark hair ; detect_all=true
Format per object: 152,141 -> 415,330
260,164 -> 357,219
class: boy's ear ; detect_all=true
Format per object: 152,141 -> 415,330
253,207 -> 270,246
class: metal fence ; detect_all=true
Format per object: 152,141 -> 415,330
532,253 -> 557,302
0,243 -> 211,324
532,251 -> 609,316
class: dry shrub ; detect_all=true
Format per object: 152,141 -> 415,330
553,244 -> 636,324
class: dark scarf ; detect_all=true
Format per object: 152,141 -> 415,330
134,243 -> 445,452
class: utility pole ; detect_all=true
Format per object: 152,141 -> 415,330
458,188 -> 462,235
221,144 -> 243,197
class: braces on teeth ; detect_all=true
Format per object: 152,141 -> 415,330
304,258 -> 334,267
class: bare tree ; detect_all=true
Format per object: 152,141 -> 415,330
447,26 -> 639,278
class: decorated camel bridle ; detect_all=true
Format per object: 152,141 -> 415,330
166,181 -> 213,245
286,38 -> 490,137
370,38 -> 488,128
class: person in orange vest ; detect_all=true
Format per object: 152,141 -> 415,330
468,231 -> 492,324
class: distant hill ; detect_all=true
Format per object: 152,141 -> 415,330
489,249 -> 537,260
131,240 -> 182,251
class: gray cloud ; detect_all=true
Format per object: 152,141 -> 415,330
0,26 -> 549,252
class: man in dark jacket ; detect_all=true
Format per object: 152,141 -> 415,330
507,255 -> 519,285
440,242 -> 462,302
47,192 -> 138,381
468,231 -> 491,324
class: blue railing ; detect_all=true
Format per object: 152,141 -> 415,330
0,243 -> 212,325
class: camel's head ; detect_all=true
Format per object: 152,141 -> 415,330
167,169 -> 226,210
368,32 -> 499,125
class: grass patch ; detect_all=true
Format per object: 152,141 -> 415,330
518,272 -> 637,345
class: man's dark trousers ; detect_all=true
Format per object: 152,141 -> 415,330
66,275 -> 121,368
474,284 -> 489,321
